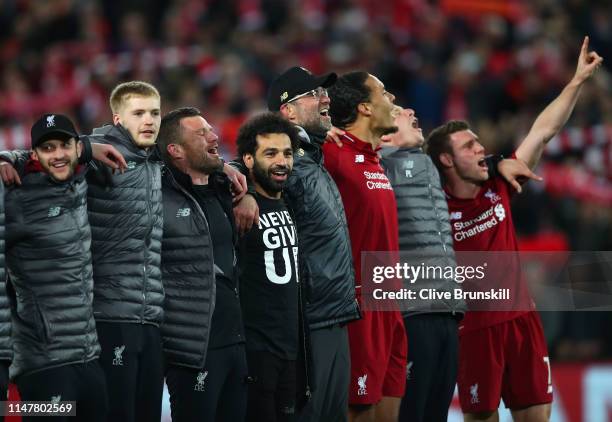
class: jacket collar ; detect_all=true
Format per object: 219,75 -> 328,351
91,124 -> 157,159
379,146 -> 424,158
166,163 -> 192,190
165,162 -> 229,194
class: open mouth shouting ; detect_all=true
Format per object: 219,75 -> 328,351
411,117 -> 423,134
477,157 -> 489,173
207,145 -> 219,158
319,107 -> 331,121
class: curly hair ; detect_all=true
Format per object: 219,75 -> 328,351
328,71 -> 371,129
236,112 -> 301,157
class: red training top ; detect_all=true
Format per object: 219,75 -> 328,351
445,175 -> 533,333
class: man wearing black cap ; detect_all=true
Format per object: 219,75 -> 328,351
2,114 -> 107,421
235,66 -> 361,421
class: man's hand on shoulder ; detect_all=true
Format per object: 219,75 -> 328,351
0,161 -> 21,186
325,126 -> 345,147
233,193 -> 259,235
224,163 -> 248,202
91,143 -> 128,173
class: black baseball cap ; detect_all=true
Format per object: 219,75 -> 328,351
31,113 -> 79,149
267,66 -> 337,111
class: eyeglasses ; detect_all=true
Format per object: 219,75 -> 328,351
286,87 -> 329,103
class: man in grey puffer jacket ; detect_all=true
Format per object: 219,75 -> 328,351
379,107 -> 465,422
84,81 -> 165,422
4,114 -> 107,421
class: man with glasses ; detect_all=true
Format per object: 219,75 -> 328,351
234,66 -> 360,421
286,87 -> 329,103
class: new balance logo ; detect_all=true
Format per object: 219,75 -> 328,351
113,345 -> 125,366
357,374 -> 368,396
450,211 -> 462,220
470,383 -> 479,404
47,207 -> 61,217
194,371 -> 208,392
176,208 -> 191,217
46,115 -> 56,127
405,161 -> 414,178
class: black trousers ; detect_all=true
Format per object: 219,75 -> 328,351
97,322 -> 163,422
297,324 -> 350,422
15,360 -> 107,422
246,350 -> 296,422
398,314 -> 459,422
0,360 -> 9,422
165,343 -> 248,422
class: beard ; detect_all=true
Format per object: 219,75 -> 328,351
132,137 -> 157,148
301,118 -> 331,138
189,153 -> 221,175
42,155 -> 78,182
252,160 -> 288,197
297,108 -> 331,137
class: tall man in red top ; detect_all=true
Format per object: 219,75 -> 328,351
427,37 -> 603,422
325,71 -> 407,422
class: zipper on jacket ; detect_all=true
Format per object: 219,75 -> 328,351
288,205 -> 311,401
68,182 -> 94,358
141,157 -> 153,323
297,275 -> 312,401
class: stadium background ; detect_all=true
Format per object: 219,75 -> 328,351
0,0 -> 610,421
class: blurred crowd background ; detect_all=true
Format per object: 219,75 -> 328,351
0,0 -> 610,361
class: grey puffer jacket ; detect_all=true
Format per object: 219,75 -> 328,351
0,181 -> 11,362
86,125 -> 164,325
5,167 -> 100,379
380,147 -> 466,316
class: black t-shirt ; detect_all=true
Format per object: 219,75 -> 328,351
239,194 -> 299,360
192,184 -> 244,349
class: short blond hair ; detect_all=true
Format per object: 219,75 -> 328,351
109,81 -> 160,114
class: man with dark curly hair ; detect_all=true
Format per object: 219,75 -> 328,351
236,112 -> 306,422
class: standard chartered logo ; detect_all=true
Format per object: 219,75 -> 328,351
363,171 -> 393,190
494,203 -> 506,221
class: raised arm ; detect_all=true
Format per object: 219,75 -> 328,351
516,36 -> 603,169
